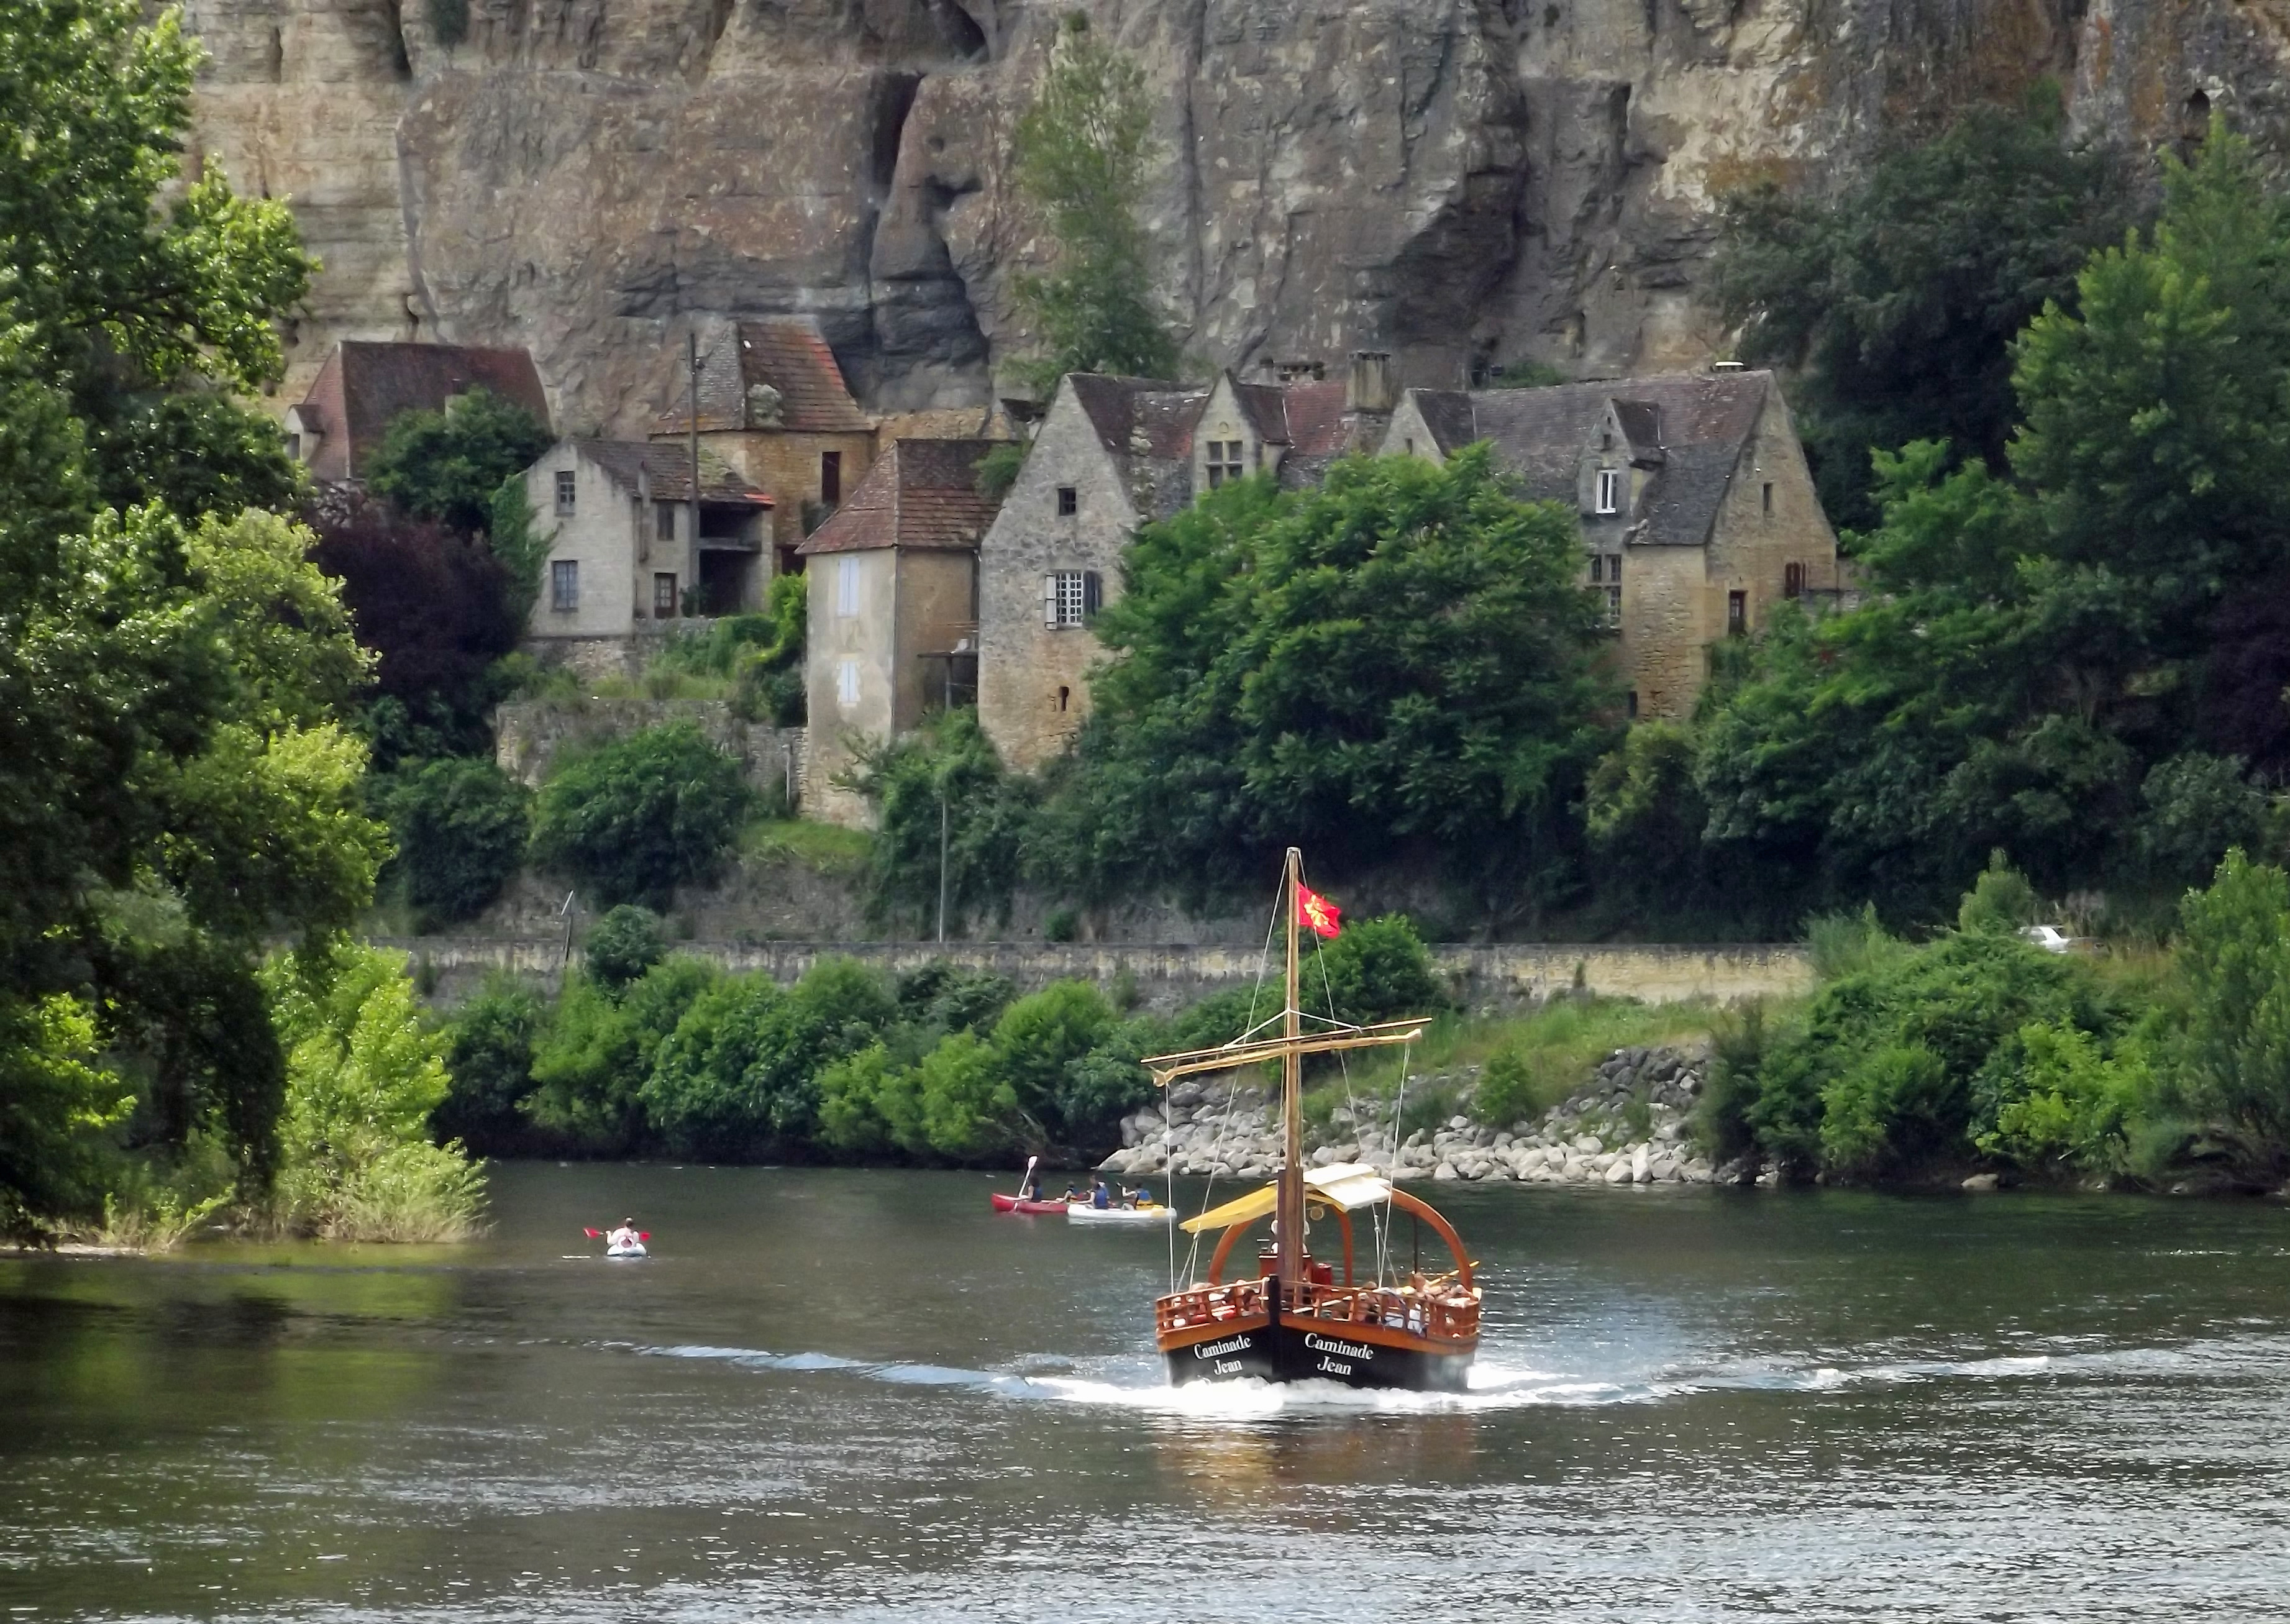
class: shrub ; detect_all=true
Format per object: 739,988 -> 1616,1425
436,977 -> 547,1152
894,961 -> 1015,1037
1976,1018 -> 2148,1174
1957,852 -> 2041,934
990,980 -> 1115,1137
2171,849 -> 2290,1179
263,944 -> 487,1241
525,957 -> 720,1152
1472,1047 -> 1538,1131
913,1031 -> 1020,1159
529,722 -> 752,906
584,905 -> 665,990
1304,913 -> 1447,1024
848,708 -> 1032,933
2137,754 -> 2271,891
816,1042 -> 902,1155
372,756 -> 531,926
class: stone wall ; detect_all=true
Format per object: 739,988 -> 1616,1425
493,698 -> 803,806
389,933 -> 1813,1010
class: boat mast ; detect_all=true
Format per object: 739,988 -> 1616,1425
1275,846 -> 1305,1295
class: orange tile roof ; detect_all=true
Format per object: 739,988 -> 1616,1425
654,317 -> 871,436
796,439 -> 1004,555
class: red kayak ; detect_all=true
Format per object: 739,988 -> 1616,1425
990,1192 -> 1067,1215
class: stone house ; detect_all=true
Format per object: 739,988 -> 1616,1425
1380,368 -> 1843,719
650,317 -> 878,576
518,439 -> 773,674
974,354 -> 1399,771
796,439 -> 1005,827
286,340 -> 550,481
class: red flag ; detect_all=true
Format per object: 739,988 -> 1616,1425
1297,885 -> 1342,939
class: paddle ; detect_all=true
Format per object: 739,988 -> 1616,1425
583,1228 -> 652,1241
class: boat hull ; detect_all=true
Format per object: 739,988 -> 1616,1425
1067,1203 -> 1174,1225
990,1193 -> 1065,1215
1161,1312 -> 1474,1393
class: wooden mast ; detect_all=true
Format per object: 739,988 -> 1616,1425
1275,847 -> 1305,1295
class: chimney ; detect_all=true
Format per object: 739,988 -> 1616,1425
1346,350 -> 1395,414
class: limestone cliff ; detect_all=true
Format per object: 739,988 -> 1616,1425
184,0 -> 2288,429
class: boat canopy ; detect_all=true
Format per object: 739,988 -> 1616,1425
1179,1163 -> 1395,1234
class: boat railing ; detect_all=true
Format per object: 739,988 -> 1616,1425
1157,1275 -> 1480,1343
1156,1279 -> 1269,1333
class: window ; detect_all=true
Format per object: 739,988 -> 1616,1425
1588,555 -> 1603,584
1043,570 -> 1101,627
1403,437 -> 1415,457
1762,481 -> 1774,514
1595,468 -> 1621,515
1784,562 -> 1804,600
554,471 -> 577,516
653,572 -> 678,619
820,451 -> 842,506
1056,485 -> 1078,517
1590,552 -> 1621,621
1626,690 -> 1640,720
286,433 -> 301,461
1206,440 -> 1245,488
550,559 -> 579,612
836,556 -> 860,618
1057,685 -> 1071,713
1727,590 -> 1748,636
835,657 -> 860,709
657,502 -> 677,542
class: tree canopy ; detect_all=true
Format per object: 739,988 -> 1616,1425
363,390 -> 554,534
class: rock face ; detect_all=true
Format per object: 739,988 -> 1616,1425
1098,1040 -> 1719,1188
186,0 -> 2288,428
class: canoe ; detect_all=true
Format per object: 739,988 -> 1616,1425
990,1193 -> 1067,1215
1067,1203 -> 1176,1226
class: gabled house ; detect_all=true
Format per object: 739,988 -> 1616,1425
650,317 -> 877,573
974,353 -> 1404,770
974,373 -> 1208,771
1381,368 -> 1843,719
519,439 -> 773,675
288,340 -> 550,481
796,439 -> 1006,826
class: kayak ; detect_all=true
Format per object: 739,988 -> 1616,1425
990,1193 -> 1067,1215
606,1241 -> 647,1258
1067,1203 -> 1175,1226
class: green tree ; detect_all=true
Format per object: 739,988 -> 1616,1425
1039,450 -> 1613,912
1006,14 -> 1179,390
529,722 -> 753,907
436,977 -> 545,1153
1302,914 -> 1447,1025
372,756 -> 531,926
849,708 -> 1033,931
583,906 -> 665,990
525,957 -> 719,1154
990,980 -> 1115,1141
263,944 -> 486,1241
1712,85 -> 2140,527
2172,849 -> 2290,1179
364,390 -> 554,534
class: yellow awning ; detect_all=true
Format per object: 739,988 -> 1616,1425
1178,1164 -> 1395,1233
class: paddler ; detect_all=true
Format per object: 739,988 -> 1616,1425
606,1219 -> 639,1252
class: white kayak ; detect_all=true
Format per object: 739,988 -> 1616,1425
1067,1203 -> 1175,1226
606,1242 -> 647,1258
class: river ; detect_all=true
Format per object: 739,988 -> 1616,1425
4,1164 -> 2289,1620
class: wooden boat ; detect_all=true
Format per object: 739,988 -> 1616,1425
1145,849 -> 1481,1393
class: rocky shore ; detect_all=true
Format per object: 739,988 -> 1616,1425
1098,1044 -> 1718,1188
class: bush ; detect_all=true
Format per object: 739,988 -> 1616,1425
372,756 -> 531,926
849,708 -> 1033,933
912,1031 -> 1020,1159
650,577 -> 807,726
525,957 -> 719,1153
2138,754 -> 2271,891
436,977 -> 546,1153
585,905 -> 665,990
529,722 -> 752,906
263,944 -> 487,1241
2170,849 -> 2290,1179
1304,913 -> 1447,1024
1976,1018 -> 2149,1174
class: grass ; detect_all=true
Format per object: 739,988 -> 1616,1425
741,816 -> 872,874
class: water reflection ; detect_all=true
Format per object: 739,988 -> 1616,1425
4,1168 -> 2290,1621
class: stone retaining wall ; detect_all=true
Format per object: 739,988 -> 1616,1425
493,698 -> 804,806
385,934 -> 1812,1010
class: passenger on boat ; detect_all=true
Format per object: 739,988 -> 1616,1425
606,1220 -> 639,1252
1092,1180 -> 1111,1209
1061,1184 -> 1081,1203
1131,1186 -> 1155,1208
1017,1169 -> 1040,1200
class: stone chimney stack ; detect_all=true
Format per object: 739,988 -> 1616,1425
1346,350 -> 1394,414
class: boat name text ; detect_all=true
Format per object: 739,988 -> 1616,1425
1194,1336 -> 1252,1360
1304,1334 -> 1374,1361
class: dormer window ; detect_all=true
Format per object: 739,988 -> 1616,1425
555,470 -> 577,516
1205,440 -> 1245,489
1595,468 -> 1621,515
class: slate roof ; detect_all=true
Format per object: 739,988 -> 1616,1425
316,341 -> 550,472
569,439 -> 772,506
653,317 -> 871,436
1400,372 -> 1773,548
797,439 -> 1004,556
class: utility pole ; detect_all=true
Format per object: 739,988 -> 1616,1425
687,327 -> 701,614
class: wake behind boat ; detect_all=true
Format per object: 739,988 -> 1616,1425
1143,849 -> 1481,1393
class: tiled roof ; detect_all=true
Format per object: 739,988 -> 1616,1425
654,317 -> 871,435
1280,380 -> 1355,457
1229,380 -> 1291,444
796,439 -> 1003,556
1402,372 -> 1772,548
1066,374 -> 1208,463
327,341 -> 550,467
569,439 -> 772,506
